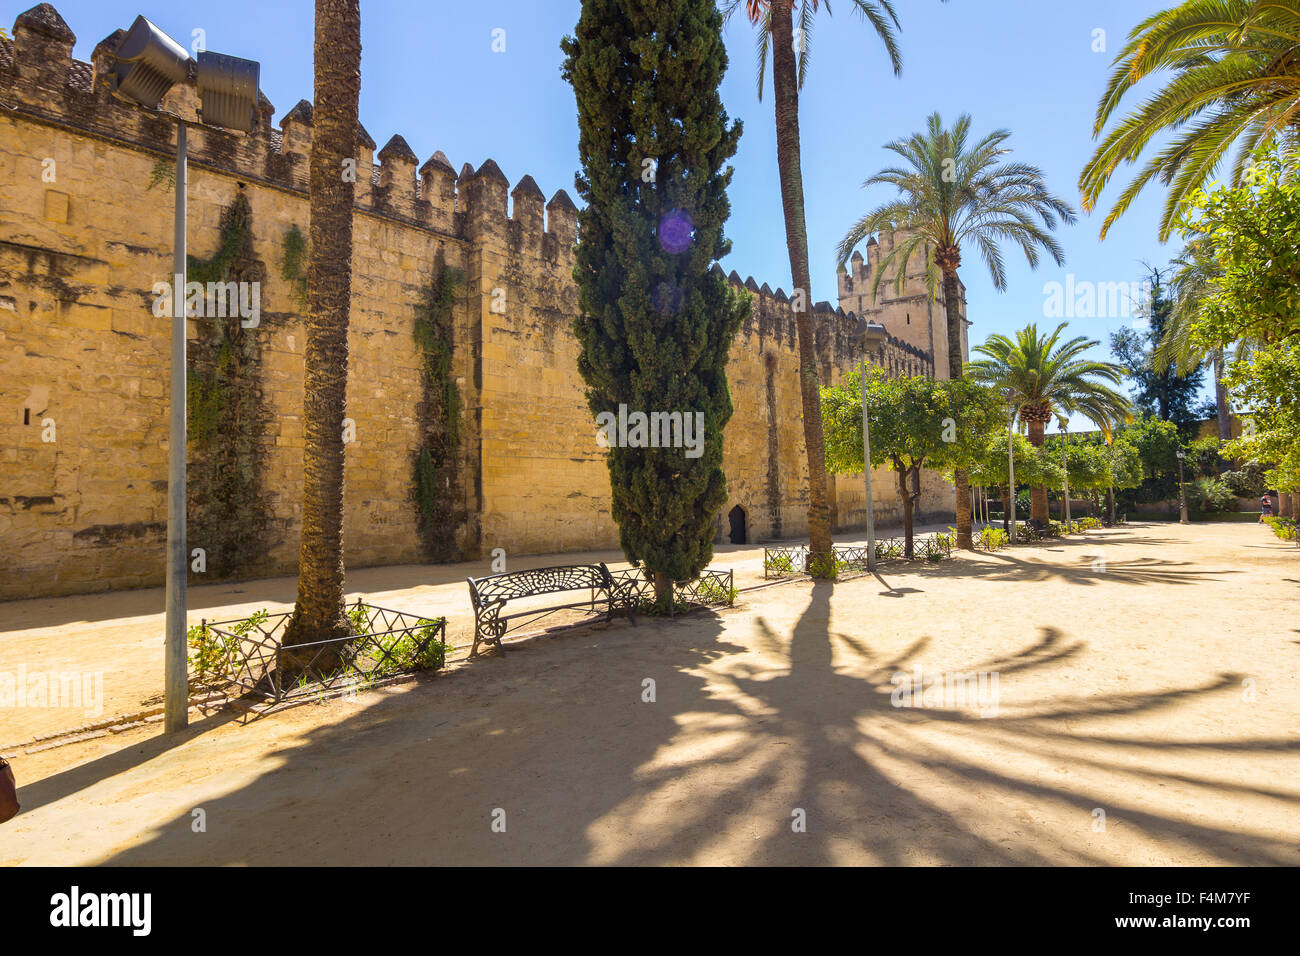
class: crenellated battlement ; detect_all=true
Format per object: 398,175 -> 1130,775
719,266 -> 935,378
0,4 -> 581,250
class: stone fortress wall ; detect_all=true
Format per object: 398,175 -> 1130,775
0,4 -> 959,600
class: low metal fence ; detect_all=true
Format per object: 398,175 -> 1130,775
190,600 -> 450,705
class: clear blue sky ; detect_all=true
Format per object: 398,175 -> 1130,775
28,0 -> 1189,427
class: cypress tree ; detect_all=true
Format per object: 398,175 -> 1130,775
562,0 -> 749,609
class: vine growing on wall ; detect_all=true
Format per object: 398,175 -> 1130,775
412,263 -> 464,561
186,191 -> 276,579
280,224 -> 308,307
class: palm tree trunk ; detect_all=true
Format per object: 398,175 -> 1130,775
1213,349 -> 1231,441
941,267 -> 972,549
770,0 -> 832,570
1026,418 -> 1049,524
282,0 -> 361,664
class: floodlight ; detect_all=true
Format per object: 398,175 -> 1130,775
197,51 -> 260,132
111,15 -> 193,109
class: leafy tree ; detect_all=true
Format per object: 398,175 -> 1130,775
1223,340 -> 1300,492
1113,414 -> 1183,506
968,323 -> 1130,524
283,0 -> 362,660
563,0 -> 749,609
836,112 -> 1076,548
1184,154 -> 1300,494
1044,435 -> 1112,517
1109,266 -> 1206,429
1184,434 -> 1229,480
823,370 -> 1002,557
968,428 -> 1063,530
722,0 -> 930,573
1080,0 -> 1300,241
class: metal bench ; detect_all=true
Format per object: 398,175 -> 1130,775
466,563 -> 640,657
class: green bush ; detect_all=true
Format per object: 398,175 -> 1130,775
1264,516 -> 1297,541
370,619 -> 452,676
1222,463 -> 1267,498
694,576 -> 738,606
188,609 -> 269,686
976,525 -> 1009,551
1189,476 -> 1236,514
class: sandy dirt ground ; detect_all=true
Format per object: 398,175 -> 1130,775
0,523 -> 950,744
1,522 -> 1297,866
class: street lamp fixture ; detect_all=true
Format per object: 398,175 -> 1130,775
110,15 -> 261,734
854,318 -> 887,571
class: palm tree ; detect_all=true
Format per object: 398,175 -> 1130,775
968,323 -> 1130,525
282,0 -> 362,661
1080,0 -> 1300,241
722,0 -> 911,569
836,112 -> 1076,547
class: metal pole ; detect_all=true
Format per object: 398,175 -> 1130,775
862,359 -> 877,572
1008,408 -> 1017,541
1178,452 -> 1189,525
1062,424 -> 1071,526
165,120 -> 188,733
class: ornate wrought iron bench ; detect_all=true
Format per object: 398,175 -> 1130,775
466,563 -> 639,657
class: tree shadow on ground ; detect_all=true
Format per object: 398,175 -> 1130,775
871,539 -> 1241,589
67,581 -> 1297,866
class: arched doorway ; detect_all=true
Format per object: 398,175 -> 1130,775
728,505 -> 747,545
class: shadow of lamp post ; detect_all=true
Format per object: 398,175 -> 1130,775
109,15 -> 260,733
853,318 -> 887,571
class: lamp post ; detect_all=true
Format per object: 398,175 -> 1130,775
1059,417 -> 1071,527
853,318 -> 888,571
1176,448 -> 1189,524
110,15 -> 260,733
1003,392 -> 1019,542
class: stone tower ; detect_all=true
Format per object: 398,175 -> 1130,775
836,229 -> 969,378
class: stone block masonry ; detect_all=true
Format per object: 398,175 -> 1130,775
0,4 -> 953,600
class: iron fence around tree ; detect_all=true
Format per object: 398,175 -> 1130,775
190,600 -> 450,706
607,567 -> 736,611
763,535 -> 952,579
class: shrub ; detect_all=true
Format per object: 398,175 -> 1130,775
1222,463 -> 1268,498
370,619 -> 451,676
694,576 -> 737,606
1189,476 -> 1236,514
1264,516 -> 1297,540
188,608 -> 269,686
764,551 -> 797,575
976,525 -> 1009,551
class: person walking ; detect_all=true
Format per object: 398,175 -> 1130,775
1260,493 -> 1274,522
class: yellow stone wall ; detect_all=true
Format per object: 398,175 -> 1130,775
0,6 -> 954,600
